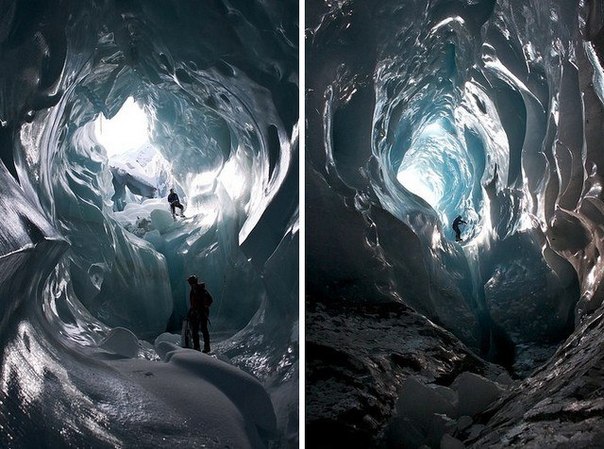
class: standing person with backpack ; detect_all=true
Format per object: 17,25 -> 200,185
186,275 -> 213,353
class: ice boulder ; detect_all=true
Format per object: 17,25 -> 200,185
154,331 -> 181,347
426,413 -> 457,448
456,415 -> 473,432
387,377 -> 458,447
144,229 -> 165,251
99,327 -> 140,358
433,385 -> 459,408
440,434 -> 465,449
150,208 -> 176,234
397,377 -> 457,428
454,372 -> 504,417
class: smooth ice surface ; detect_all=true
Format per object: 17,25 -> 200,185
307,0 -> 603,375
103,350 -> 278,448
0,0 -> 297,447
99,326 -> 140,358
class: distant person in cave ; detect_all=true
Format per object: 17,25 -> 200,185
168,188 -> 185,219
452,215 -> 467,242
186,275 -> 213,353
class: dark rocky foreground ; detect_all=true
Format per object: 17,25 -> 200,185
306,299 -> 504,449
470,305 -> 604,449
307,298 -> 604,449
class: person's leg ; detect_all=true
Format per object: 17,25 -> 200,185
176,202 -> 184,216
183,319 -> 190,348
170,203 -> 176,218
190,317 -> 201,351
201,318 -> 210,353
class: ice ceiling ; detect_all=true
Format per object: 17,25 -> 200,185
0,0 -> 297,447
307,0 -> 604,375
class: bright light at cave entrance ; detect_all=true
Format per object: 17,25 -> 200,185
397,166 -> 441,207
95,97 -> 149,157
396,121 -> 451,209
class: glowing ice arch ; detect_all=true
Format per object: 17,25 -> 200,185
396,119 -> 479,235
373,78 -> 512,245
397,122 -> 451,209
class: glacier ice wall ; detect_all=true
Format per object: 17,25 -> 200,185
0,0 -> 297,447
307,0 -> 603,373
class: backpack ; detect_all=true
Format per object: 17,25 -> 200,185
193,284 -> 213,308
201,286 -> 213,307
181,318 -> 193,348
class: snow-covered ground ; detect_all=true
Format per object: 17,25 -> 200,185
93,327 -> 277,449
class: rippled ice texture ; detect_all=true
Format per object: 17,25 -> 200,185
307,0 -> 604,373
0,0 -> 298,448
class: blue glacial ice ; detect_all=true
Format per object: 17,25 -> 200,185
0,1 -> 297,448
307,0 -> 604,375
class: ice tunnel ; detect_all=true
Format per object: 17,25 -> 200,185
0,1 -> 298,448
307,0 -> 604,447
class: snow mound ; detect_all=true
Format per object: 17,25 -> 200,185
166,350 -> 277,435
107,348 -> 278,448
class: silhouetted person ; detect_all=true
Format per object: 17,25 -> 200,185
168,188 -> 184,219
452,215 -> 467,242
187,275 -> 212,353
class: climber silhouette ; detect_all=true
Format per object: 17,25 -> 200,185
168,188 -> 184,219
452,215 -> 467,242
186,275 -> 213,353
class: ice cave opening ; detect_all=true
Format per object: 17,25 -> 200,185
371,23 -> 583,372
395,118 -> 482,242
47,65 -> 273,341
95,97 -> 150,157
0,1 -> 298,448
307,1 -> 604,447
309,0 -> 589,375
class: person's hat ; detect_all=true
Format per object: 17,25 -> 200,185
187,275 -> 198,283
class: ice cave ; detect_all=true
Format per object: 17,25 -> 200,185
307,0 -> 604,448
0,1 -> 298,448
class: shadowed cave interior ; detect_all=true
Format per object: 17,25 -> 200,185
0,1 -> 298,448
306,1 -> 604,448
